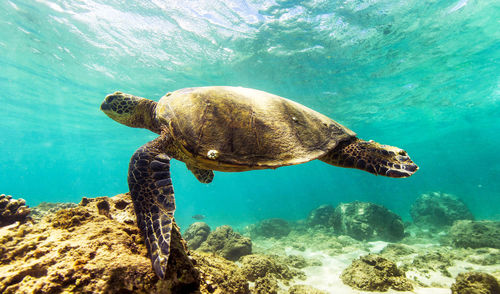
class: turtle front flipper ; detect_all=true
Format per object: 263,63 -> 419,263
128,141 -> 176,279
186,164 -> 214,183
320,138 -> 418,178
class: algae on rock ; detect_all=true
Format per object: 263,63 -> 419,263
183,222 -> 211,250
306,204 -> 335,228
410,192 -> 473,229
198,225 -> 252,261
332,201 -> 405,242
451,272 -> 500,294
239,254 -> 305,293
450,220 -> 500,249
340,254 -> 413,292
0,194 -> 250,294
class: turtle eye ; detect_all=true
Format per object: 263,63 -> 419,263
106,96 -> 116,103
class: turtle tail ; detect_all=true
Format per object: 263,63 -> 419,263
320,138 -> 418,178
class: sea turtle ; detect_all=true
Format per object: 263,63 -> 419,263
100,86 -> 418,279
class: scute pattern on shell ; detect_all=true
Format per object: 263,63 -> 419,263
155,86 -> 356,171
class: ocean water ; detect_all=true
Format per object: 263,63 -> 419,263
1,0 -> 499,233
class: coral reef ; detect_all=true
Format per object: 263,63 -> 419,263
240,254 -> 304,282
0,194 -> 30,227
29,202 -> 77,220
183,222 -> 211,250
306,204 -> 335,227
198,225 -> 252,261
332,201 -> 405,242
451,272 -> 500,294
0,194 -> 250,294
340,254 -> 413,291
190,251 -> 250,293
239,254 -> 305,293
450,220 -> 500,249
410,192 -> 474,229
247,218 -> 291,238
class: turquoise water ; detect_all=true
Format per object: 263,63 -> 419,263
1,0 -> 499,230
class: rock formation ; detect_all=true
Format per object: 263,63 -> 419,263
332,201 -> 405,242
247,218 -> 291,238
450,220 -> 500,249
410,192 -> 474,229
451,272 -> 500,294
198,225 -> 252,261
183,221 -> 211,250
0,194 -> 250,294
340,254 -> 413,292
306,204 -> 335,227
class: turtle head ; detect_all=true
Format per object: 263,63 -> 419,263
101,92 -> 159,132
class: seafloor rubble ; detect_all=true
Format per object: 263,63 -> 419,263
1,191 -> 499,294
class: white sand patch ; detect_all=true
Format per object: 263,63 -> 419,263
367,240 -> 389,253
284,247 -> 450,294
252,240 -> 453,293
251,231 -> 499,294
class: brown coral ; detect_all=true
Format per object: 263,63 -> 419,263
0,194 -> 30,227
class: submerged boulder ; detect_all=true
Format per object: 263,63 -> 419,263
239,254 -> 303,282
451,272 -> 500,294
240,254 -> 305,293
247,218 -> 291,238
450,220 -> 500,249
306,204 -> 335,227
0,194 -> 30,227
332,201 -> 405,242
410,191 -> 474,228
341,254 -> 413,292
0,194 -> 250,294
198,225 -> 252,261
183,222 -> 211,250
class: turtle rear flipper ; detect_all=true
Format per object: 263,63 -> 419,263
320,138 -> 418,178
128,141 -> 175,279
187,164 -> 214,183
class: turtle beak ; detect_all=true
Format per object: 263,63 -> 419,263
101,93 -> 118,111
100,101 -> 111,111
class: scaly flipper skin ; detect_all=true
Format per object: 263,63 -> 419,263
320,138 -> 418,178
187,164 -> 214,183
128,139 -> 175,279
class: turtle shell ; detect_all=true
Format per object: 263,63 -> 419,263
156,86 -> 356,171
